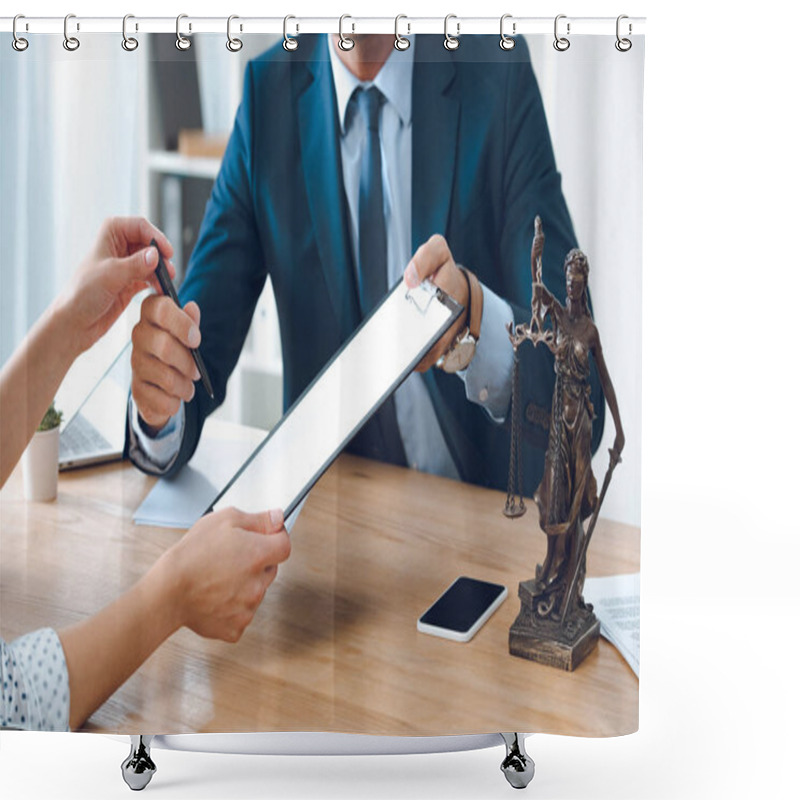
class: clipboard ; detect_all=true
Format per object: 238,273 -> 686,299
207,279 -> 462,517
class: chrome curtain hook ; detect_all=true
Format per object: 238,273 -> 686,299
444,14 -> 460,51
283,15 -> 298,51
339,14 -> 355,51
226,15 -> 243,52
554,14 -> 571,51
394,14 -> 410,51
615,14 -> 632,52
12,14 -> 29,52
500,14 -> 516,51
175,13 -> 191,50
122,14 -> 139,52
63,13 -> 80,51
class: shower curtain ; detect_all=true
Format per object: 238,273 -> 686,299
1,19 -> 643,748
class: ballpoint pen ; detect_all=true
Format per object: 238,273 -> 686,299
150,238 -> 215,400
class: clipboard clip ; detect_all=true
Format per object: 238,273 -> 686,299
405,279 -> 441,315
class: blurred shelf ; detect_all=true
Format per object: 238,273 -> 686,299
147,150 -> 221,180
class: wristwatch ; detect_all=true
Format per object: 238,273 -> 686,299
436,267 -> 483,373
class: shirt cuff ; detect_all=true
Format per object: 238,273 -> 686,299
128,396 -> 185,473
458,283 -> 514,422
1,628 -> 69,731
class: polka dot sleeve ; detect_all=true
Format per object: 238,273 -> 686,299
1,628 -> 70,731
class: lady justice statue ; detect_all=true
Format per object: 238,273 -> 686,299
504,217 -> 625,670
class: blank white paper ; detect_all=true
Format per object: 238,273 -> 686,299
210,280 -> 459,516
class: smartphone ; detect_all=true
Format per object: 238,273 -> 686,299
417,576 -> 508,643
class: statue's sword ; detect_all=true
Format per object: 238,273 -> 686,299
560,448 -> 622,628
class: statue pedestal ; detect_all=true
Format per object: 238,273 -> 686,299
508,579 -> 600,671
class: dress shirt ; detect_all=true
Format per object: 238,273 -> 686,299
327,35 -> 514,476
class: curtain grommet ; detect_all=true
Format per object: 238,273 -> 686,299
121,14 -> 138,52
444,14 -> 460,51
394,14 -> 410,51
500,14 -> 516,51
226,15 -> 243,52
63,13 -> 80,52
283,15 -> 299,51
554,15 -> 571,52
338,14 -> 355,51
175,13 -> 191,51
615,15 -> 632,52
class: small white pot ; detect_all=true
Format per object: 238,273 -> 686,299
22,427 -> 60,502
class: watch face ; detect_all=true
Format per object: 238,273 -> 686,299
438,333 -> 477,373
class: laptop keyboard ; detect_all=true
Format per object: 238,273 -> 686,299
60,414 -> 113,459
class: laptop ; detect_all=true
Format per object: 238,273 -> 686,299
58,343 -> 131,470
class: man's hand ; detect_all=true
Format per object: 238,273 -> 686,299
131,294 -> 203,432
54,217 -> 175,357
403,234 -> 476,372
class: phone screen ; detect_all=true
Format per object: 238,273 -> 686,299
418,577 -> 507,642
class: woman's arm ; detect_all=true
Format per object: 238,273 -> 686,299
0,302 -> 78,486
58,507 -> 290,730
0,218 -> 173,488
1,219 -> 292,731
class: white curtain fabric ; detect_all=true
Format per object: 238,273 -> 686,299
0,35 -> 141,408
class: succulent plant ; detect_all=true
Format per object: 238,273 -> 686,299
37,403 -> 63,432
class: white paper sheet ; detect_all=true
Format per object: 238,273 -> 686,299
133,420 -> 264,529
211,280 -> 460,516
583,572 -> 640,677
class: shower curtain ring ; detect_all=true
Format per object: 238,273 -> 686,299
554,14 -> 570,51
339,15 -> 355,51
283,16 -> 298,51
615,15 -> 632,52
12,14 -> 29,51
63,13 -> 80,51
175,14 -> 191,50
394,15 -> 410,51
122,14 -> 139,51
500,14 -> 516,50
226,15 -> 243,52
444,14 -> 460,51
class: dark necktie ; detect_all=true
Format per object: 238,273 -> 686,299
356,86 -> 388,315
348,85 -> 407,467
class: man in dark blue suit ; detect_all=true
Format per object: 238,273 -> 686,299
127,34 -> 603,497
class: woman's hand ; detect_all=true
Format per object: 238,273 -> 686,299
54,217 -> 175,356
154,507 -> 292,643
57,505 -> 290,730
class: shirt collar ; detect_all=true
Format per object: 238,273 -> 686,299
327,35 -> 415,134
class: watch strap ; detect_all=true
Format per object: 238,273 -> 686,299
458,266 -> 483,341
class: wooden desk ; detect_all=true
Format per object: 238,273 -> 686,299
0,453 -> 639,736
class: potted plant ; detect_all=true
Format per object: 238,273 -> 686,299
22,402 -> 63,502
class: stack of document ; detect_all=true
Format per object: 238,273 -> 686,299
134,421 -> 264,529
583,573 -> 640,677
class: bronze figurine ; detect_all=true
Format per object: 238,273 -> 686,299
505,217 -> 624,670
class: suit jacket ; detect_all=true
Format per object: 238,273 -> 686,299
131,34 -> 604,495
